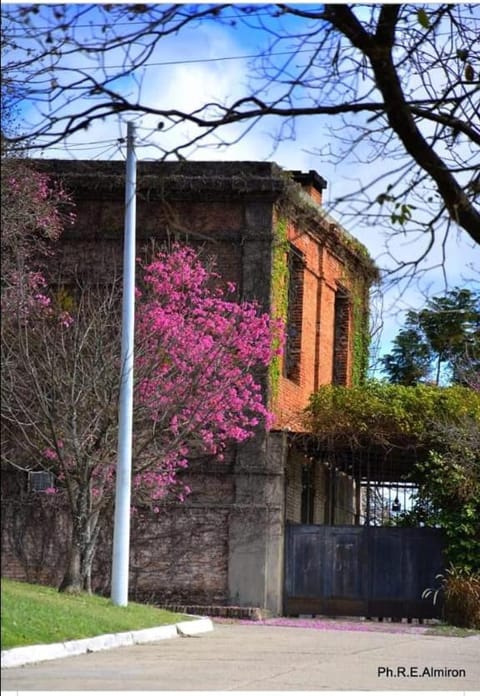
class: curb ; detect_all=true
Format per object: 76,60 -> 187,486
1,616 -> 213,669
163,604 -> 268,621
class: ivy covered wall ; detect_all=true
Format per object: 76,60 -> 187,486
269,187 -> 378,427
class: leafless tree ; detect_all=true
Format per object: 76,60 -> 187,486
1,282 -> 123,592
2,3 -> 479,266
1,279 -> 196,592
1,254 -> 276,593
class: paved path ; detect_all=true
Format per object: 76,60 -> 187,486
2,622 -> 479,691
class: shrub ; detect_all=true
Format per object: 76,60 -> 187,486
444,568 -> 480,629
423,566 -> 480,629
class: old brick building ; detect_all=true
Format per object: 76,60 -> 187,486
2,160 -> 377,613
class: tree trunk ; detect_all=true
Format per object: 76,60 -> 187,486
58,488 -> 98,594
59,534 -> 84,593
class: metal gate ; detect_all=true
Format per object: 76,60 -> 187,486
284,524 -> 445,619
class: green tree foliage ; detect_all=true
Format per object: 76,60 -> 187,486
418,289 -> 480,385
307,382 -> 480,570
381,324 -> 431,386
382,288 -> 480,386
404,419 -> 480,572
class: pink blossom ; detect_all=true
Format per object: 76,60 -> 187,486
10,242 -> 283,515
43,448 -> 58,461
58,311 -> 74,328
128,244 -> 285,505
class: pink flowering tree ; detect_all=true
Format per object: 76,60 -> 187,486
132,246 -> 281,504
1,159 -> 75,306
2,243 -> 282,593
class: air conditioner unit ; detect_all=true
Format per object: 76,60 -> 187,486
28,471 -> 54,493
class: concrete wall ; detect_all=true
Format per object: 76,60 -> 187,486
228,431 -> 287,614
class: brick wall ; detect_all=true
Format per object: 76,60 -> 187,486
129,506 -> 230,605
2,161 -> 374,610
274,224 -> 362,428
1,495 -> 70,587
1,457 -> 235,605
31,159 -> 373,429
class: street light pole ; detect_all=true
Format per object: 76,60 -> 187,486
111,122 -> 137,606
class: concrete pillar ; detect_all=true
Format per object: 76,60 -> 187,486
227,431 -> 287,614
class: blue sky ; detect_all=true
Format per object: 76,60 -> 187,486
4,2 -> 479,365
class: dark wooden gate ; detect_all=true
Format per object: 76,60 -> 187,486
284,524 -> 445,619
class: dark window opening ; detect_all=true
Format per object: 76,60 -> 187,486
301,464 -> 315,524
332,288 -> 350,385
284,246 -> 305,383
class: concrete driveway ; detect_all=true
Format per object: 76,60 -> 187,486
2,622 -> 479,691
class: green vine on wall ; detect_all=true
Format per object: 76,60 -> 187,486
306,382 -> 480,446
270,173 -> 379,395
269,217 -> 289,403
350,281 -> 371,386
339,262 -> 374,386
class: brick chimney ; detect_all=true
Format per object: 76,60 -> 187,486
290,170 -> 327,205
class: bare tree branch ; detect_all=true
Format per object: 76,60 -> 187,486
2,3 -> 479,257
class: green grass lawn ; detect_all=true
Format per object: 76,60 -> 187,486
1,579 -> 190,650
